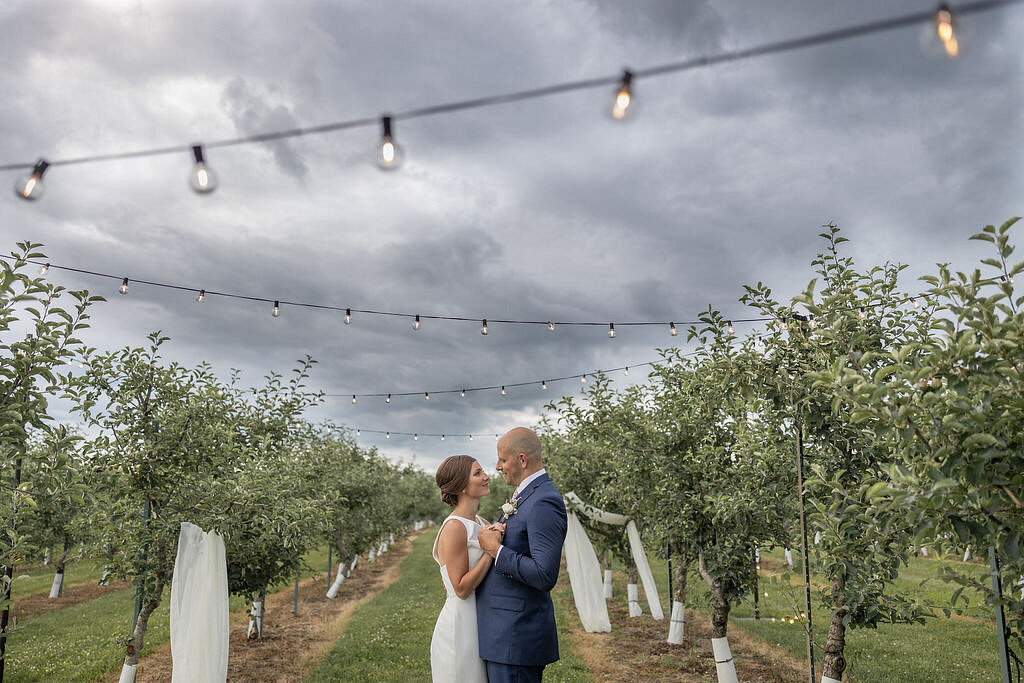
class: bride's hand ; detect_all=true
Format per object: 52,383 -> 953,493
487,523 -> 506,534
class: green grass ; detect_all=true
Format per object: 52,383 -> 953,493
3,546 -> 330,682
308,530 -> 590,682
9,559 -> 108,599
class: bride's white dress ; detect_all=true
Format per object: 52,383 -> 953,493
430,514 -> 488,683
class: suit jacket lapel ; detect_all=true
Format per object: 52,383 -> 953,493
515,472 -> 549,506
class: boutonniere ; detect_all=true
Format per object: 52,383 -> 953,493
499,497 -> 519,523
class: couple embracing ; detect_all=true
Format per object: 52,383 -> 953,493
430,427 -> 568,683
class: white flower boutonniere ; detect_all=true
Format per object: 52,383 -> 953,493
498,497 -> 519,523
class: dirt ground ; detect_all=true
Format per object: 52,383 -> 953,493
128,532 -> 419,682
12,579 -> 130,620
562,573 -> 806,682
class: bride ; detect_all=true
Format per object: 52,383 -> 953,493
431,455 -> 499,683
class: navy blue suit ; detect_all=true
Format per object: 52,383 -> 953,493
476,472 -> 567,681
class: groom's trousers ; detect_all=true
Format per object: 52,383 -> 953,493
485,661 -> 544,683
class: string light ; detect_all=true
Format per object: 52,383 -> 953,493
272,300 -> 280,317
541,380 -> 547,390
608,323 -> 616,338
425,392 -> 430,400
357,429 -> 361,436
345,308 -> 351,324
414,433 -> 419,440
119,277 -> 129,295
386,393 -> 391,403
377,115 -> 404,170
859,307 -> 866,319
546,321 -> 556,331
39,262 -> 50,276
460,389 -> 466,397
910,297 -> 919,308
481,319 -> 488,335
386,432 -> 390,439
413,314 -> 421,331
624,366 -> 629,376
727,321 -> 735,335
14,159 -> 48,201
501,386 -> 507,396
670,322 -> 678,336
196,289 -> 205,303
441,434 -> 445,441
581,374 -> 587,383
189,145 -> 217,194
935,4 -> 960,57
352,395 -> 357,404
611,70 -> 633,120
469,434 -> 473,441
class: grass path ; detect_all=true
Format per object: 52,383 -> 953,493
308,528 -> 591,681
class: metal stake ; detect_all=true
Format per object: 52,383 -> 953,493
797,424 -> 815,683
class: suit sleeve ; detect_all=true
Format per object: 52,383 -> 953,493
494,494 -> 567,592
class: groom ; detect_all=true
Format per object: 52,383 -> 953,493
477,427 -> 568,683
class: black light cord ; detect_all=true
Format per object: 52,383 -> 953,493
1,0 -> 1018,173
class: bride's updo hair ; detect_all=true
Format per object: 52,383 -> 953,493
435,455 -> 476,507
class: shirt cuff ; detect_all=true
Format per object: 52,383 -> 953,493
495,545 -> 504,562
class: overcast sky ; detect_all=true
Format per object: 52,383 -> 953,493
2,0 -> 1021,473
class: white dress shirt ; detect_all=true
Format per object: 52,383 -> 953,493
494,469 -> 546,562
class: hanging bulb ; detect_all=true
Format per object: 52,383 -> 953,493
469,434 -> 473,441
414,433 -> 419,441
352,395 -> 357,404
670,322 -> 678,336
357,429 -> 361,436
15,159 -> 49,201
608,323 -> 616,339
911,297 -> 919,309
858,307 -> 866,320
385,393 -> 391,403
494,434 -> 499,441
808,315 -> 817,329
119,278 -> 129,295
460,389 -> 466,397
727,321 -> 735,335
611,70 -> 634,120
581,374 -> 587,384
441,434 -> 445,441
541,380 -> 547,390
501,386 -> 507,396
39,263 -> 50,276
424,392 -> 430,400
272,300 -> 281,317
624,366 -> 629,376
189,145 -> 217,194
481,319 -> 488,335
376,115 -> 404,170
345,308 -> 351,325
196,289 -> 205,303
386,431 -> 390,439
412,314 -> 421,331
935,4 -> 959,57
547,321 -> 555,331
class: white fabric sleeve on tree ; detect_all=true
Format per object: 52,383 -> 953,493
627,583 -> 642,617
563,510 -> 611,632
603,569 -> 613,599
48,570 -> 64,598
785,549 -> 793,569
711,637 -> 739,683
821,677 -> 842,683
169,522 -> 229,683
118,663 -> 137,683
625,521 -> 664,620
326,563 -> 346,598
667,600 -> 685,644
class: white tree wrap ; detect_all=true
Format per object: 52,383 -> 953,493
784,549 -> 793,569
563,509 -> 611,632
627,583 -> 642,617
711,637 -> 739,683
326,563 -> 346,599
117,663 -> 137,683
667,600 -> 685,644
48,570 -> 64,598
603,569 -> 613,599
170,522 -> 228,682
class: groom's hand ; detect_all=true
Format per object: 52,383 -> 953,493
478,526 -> 502,557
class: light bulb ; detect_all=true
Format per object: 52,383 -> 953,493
608,323 -> 616,338
624,366 -> 629,376
481,319 -> 488,335
413,314 -> 421,331
547,321 -> 555,331
469,434 -> 473,441
273,300 -> 280,317
376,115 -> 404,170
352,395 -> 357,404
911,297 -> 919,309
670,322 -> 678,336
386,394 -> 391,403
424,392 -> 430,400
386,432 -> 390,439
39,263 -> 50,276
414,433 -> 418,441
809,316 -> 817,329
494,434 -> 499,441
501,386 -> 507,396
858,307 -> 866,320
15,159 -> 49,201
611,70 -> 634,120
441,434 -> 445,441
935,5 -> 959,57
357,429 -> 361,436
460,389 -> 466,397
189,145 -> 217,194
581,374 -> 587,384
345,308 -> 351,325
541,380 -> 547,390
727,321 -> 735,335
196,289 -> 205,303
119,278 -> 129,295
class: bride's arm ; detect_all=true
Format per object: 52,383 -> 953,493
437,522 -> 493,600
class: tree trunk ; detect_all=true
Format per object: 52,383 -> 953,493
49,540 -> 69,599
625,559 -> 642,617
698,551 -> 730,638
668,557 -> 687,644
821,572 -> 848,682
120,593 -> 161,682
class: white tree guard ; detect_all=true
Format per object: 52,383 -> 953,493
784,549 -> 793,569
170,522 -> 228,682
603,569 -> 613,599
627,583 -> 642,617
814,531 -> 821,545
326,564 -> 346,598
963,546 -> 972,562
350,555 -> 359,572
711,637 -> 739,683
247,598 -> 264,639
920,546 -> 929,557
368,547 -> 377,562
821,676 -> 842,683
43,547 -> 51,565
562,510 -> 610,632
667,600 -> 685,644
118,663 -> 137,683
48,570 -> 64,598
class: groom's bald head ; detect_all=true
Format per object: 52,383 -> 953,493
495,427 -> 543,486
